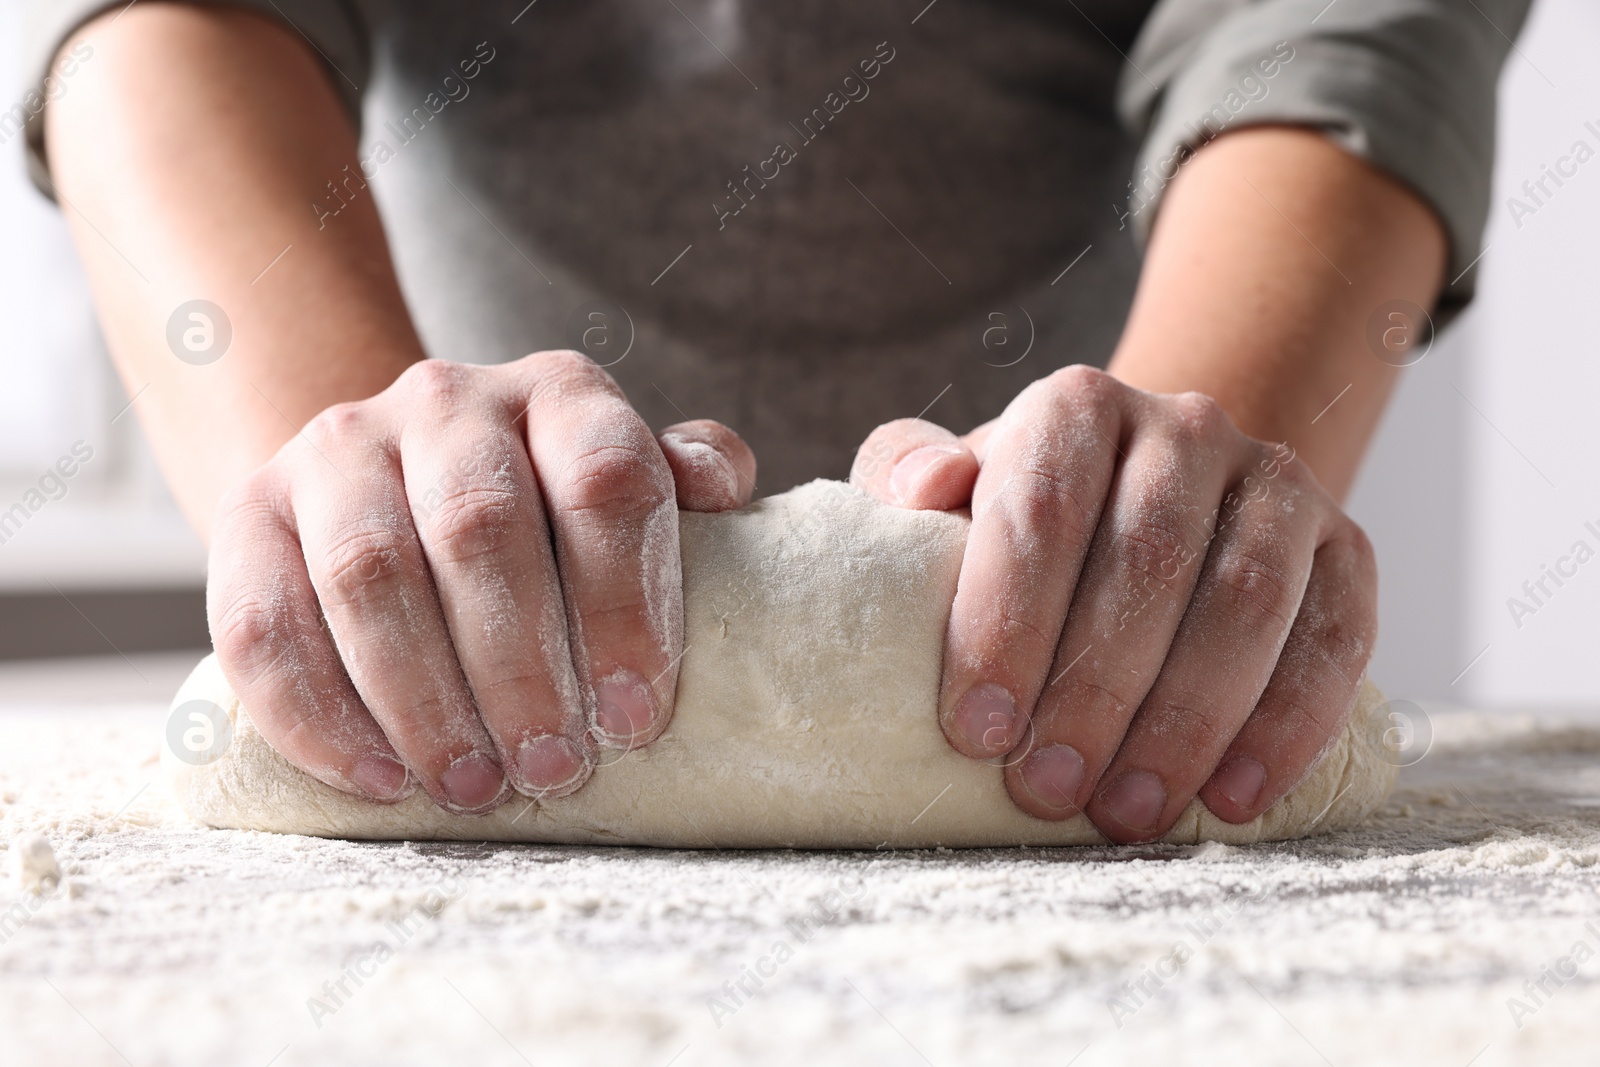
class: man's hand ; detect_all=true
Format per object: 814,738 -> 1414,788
852,367 -> 1376,842
208,352 -> 755,814
848,127 -> 1441,841
44,10 -> 762,814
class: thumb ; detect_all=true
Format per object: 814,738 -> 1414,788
850,418 -> 979,510
658,420 -> 758,512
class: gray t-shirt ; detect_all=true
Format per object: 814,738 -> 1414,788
21,0 -> 1530,491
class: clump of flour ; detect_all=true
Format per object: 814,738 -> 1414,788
10,833 -> 61,894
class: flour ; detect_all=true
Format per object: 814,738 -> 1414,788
3,684 -> 1600,1067
2,695 -> 1599,1066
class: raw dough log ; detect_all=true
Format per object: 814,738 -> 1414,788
165,480 -> 1397,847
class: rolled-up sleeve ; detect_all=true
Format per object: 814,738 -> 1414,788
20,0 -> 369,200
1118,0 -> 1534,314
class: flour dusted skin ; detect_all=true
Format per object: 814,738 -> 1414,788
165,481 -> 1397,847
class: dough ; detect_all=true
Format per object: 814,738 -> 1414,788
165,480 -> 1397,847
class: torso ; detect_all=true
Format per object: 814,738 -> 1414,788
352,0 -> 1154,489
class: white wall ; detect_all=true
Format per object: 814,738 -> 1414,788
1350,0 -> 1600,708
1468,0 -> 1600,705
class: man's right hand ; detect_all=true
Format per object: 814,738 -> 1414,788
207,351 -> 755,814
43,10 -> 758,813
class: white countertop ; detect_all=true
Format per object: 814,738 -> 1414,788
1,655 -> 1598,1065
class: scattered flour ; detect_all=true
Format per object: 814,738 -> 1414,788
0,697 -> 1598,1065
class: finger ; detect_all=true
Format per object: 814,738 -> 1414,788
850,418 -> 979,510
207,471 -> 413,804
294,402 -> 510,815
658,419 -> 757,512
1085,451 -> 1325,842
515,350 -> 683,750
1198,521 -> 1377,823
398,363 -> 593,799
938,366 -> 1122,760
1001,392 -> 1235,819
961,417 -> 999,463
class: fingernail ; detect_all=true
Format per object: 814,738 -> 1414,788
890,445 -> 962,503
515,735 -> 591,797
952,684 -> 1017,753
439,752 -> 508,813
593,670 -> 658,747
350,755 -> 411,802
1099,770 -> 1167,833
1018,744 -> 1085,812
1211,757 -> 1267,810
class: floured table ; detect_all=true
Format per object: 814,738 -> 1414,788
0,654 -> 1598,1066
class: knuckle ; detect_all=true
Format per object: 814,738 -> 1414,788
467,667 -> 589,735
397,358 -> 470,406
472,669 -> 564,706
575,592 -> 658,635
1233,464 -> 1276,508
531,348 -> 596,373
1031,368 -> 1123,452
388,691 -> 458,732
421,484 -> 522,564
274,703 -> 359,759
316,527 -> 407,609
209,587 -> 292,683
1166,391 -> 1231,449
213,471 -> 280,538
1326,619 -> 1375,679
1059,674 -> 1137,727
348,691 -> 470,757
529,348 -> 607,389
1275,454 -> 1320,497
1142,697 -> 1233,755
524,350 -> 628,411
208,489 -> 300,683
1046,363 -> 1118,405
299,401 -> 370,452
1210,548 -> 1298,636
996,464 -> 1098,548
1308,593 -> 1377,682
1286,545 -> 1378,685
1253,441 -> 1318,499
986,603 -> 1061,665
1113,515 -> 1196,586
1263,693 -> 1348,751
558,442 -> 671,526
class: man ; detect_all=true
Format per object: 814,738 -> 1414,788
23,0 -> 1529,841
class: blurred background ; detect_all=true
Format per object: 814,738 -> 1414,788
0,3 -> 209,665
1346,0 -> 1600,708
1,0 -> 1595,708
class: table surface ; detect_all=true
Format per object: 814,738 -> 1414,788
2,654 -> 1598,1067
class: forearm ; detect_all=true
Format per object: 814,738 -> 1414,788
1107,126 -> 1447,501
45,4 -> 425,539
